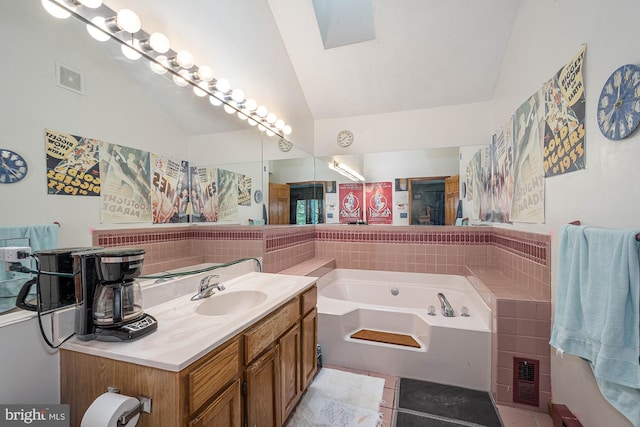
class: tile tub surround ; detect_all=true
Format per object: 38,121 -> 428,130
93,224 -> 551,410
92,225 -> 314,274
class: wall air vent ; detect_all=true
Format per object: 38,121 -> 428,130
513,357 -> 539,406
56,63 -> 85,95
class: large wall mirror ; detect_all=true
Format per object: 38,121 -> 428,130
5,1 -> 462,234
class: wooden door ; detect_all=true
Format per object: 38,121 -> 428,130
269,183 -> 290,225
279,324 -> 301,423
301,308 -> 318,390
245,346 -> 280,427
189,379 -> 242,427
444,175 -> 460,225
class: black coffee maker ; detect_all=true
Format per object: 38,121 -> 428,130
16,247 -> 97,313
74,248 -> 157,342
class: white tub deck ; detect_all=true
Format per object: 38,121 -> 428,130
317,269 -> 492,391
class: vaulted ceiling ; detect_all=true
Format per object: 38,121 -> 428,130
103,0 -> 521,135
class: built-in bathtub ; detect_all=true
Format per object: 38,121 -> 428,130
317,269 -> 492,391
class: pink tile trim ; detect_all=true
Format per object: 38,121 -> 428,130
265,231 -> 315,253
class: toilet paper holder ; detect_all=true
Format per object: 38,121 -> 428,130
106,387 -> 151,426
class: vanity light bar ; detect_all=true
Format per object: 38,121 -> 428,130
41,0 -> 293,139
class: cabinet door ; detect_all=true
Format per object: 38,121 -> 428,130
279,324 -> 301,423
444,174 -> 459,225
301,308 -> 318,391
245,345 -> 280,427
189,379 -> 241,427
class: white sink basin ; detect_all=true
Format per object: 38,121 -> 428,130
195,290 -> 268,316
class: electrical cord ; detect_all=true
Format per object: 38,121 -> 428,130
138,256 -> 263,280
29,254 -> 77,349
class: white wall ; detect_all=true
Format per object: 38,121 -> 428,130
314,101 -> 491,157
491,0 -> 640,425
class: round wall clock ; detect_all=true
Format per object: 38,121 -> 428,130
278,138 -> 293,152
337,130 -> 354,147
597,64 -> 640,140
254,190 -> 263,203
0,149 -> 28,184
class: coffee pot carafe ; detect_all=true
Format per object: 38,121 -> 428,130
74,248 -> 157,342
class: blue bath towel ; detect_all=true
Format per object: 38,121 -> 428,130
550,224 -> 640,426
0,224 -> 59,312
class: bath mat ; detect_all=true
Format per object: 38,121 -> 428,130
287,368 -> 385,427
395,411 -> 474,426
350,329 -> 421,348
397,378 -> 502,427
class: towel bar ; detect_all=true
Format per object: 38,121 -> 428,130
569,220 -> 640,241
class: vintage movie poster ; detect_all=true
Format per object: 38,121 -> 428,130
338,183 -> 364,224
99,142 -> 152,223
190,166 -> 218,223
543,45 -> 586,177
217,169 -> 239,222
365,182 -> 392,224
490,117 -> 515,223
511,89 -> 546,223
237,173 -> 252,207
150,154 -> 189,224
45,129 -> 100,196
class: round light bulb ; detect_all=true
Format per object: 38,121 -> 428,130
209,92 -> 224,106
283,125 -> 292,135
231,88 -> 245,103
266,113 -> 277,124
116,9 -> 141,33
258,124 -> 267,132
256,106 -> 268,118
244,98 -> 257,111
193,81 -> 209,97
224,102 -> 237,115
274,119 -> 285,130
148,32 -> 170,53
238,109 -> 249,120
174,50 -> 194,69
172,69 -> 190,87
248,117 -> 258,126
42,0 -> 72,19
197,65 -> 214,82
87,16 -> 110,42
121,39 -> 141,60
266,129 -> 275,137
150,55 -> 169,74
78,0 -> 102,8
215,78 -> 231,93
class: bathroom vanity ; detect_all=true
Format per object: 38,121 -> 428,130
60,271 -> 318,427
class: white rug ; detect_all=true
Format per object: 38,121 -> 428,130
287,368 -> 385,427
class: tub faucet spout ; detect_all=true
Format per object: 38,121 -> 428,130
437,292 -> 455,317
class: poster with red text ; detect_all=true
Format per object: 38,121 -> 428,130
543,45 -> 586,177
365,182 -> 392,224
45,129 -> 100,196
338,183 -> 364,224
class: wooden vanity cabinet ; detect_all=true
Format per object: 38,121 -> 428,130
60,284 -> 317,427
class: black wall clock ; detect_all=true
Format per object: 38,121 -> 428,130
597,64 -> 640,140
0,149 -> 28,183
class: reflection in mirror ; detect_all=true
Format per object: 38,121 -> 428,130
311,148 -> 460,225
264,143 -> 316,225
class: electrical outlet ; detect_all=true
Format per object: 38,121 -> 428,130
0,246 -> 31,262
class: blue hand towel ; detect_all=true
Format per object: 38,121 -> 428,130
550,224 -> 640,426
0,224 -> 59,311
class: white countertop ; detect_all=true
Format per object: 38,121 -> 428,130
62,271 -> 317,372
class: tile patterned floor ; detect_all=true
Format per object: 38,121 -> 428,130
324,364 -> 554,427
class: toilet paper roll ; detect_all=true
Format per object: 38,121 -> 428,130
81,392 -> 141,427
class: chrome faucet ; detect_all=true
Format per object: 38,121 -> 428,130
437,292 -> 455,317
191,274 -> 225,301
